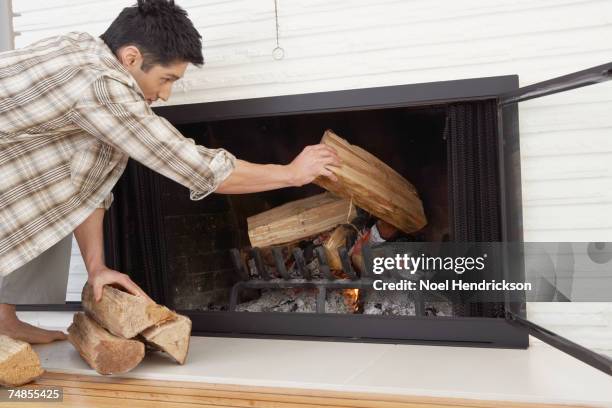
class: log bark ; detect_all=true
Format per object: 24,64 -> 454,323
314,130 -> 427,233
81,284 -> 174,339
140,313 -> 192,364
248,192 -> 357,248
0,335 -> 44,386
68,312 -> 145,375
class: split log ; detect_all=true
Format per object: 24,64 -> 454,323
0,335 -> 44,386
81,284 -> 174,339
140,313 -> 192,364
323,225 -> 356,270
248,192 -> 357,248
314,130 -> 427,233
68,312 -> 145,375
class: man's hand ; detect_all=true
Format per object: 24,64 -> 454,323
215,144 -> 342,194
87,265 -> 153,303
73,208 -> 153,303
287,144 -> 341,186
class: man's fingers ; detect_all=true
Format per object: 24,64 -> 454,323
119,280 -> 153,303
307,144 -> 337,156
319,152 -> 341,166
317,156 -> 342,169
321,156 -> 342,167
123,279 -> 147,298
89,269 -> 153,302
126,283 -> 148,300
93,284 -> 102,302
316,151 -> 340,161
121,277 -> 153,302
311,143 -> 336,152
112,272 -> 152,302
138,288 -> 154,302
321,166 -> 338,182
314,145 -> 340,158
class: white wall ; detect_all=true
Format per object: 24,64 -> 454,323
11,0 -> 612,355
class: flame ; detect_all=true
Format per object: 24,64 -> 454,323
344,288 -> 359,311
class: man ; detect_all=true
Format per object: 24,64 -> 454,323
0,0 -> 340,344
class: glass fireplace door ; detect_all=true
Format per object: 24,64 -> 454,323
498,62 -> 612,376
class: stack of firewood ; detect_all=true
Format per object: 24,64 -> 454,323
67,284 -> 191,375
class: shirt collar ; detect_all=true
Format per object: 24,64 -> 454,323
95,36 -> 146,100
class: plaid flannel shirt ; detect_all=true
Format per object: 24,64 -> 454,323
0,32 -> 236,277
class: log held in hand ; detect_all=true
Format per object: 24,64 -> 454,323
81,284 -> 174,339
70,284 -> 192,373
314,129 -> 427,234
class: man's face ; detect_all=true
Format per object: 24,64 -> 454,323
118,45 -> 188,105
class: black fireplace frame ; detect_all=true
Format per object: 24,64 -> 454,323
19,75 -> 528,348
149,75 -> 528,349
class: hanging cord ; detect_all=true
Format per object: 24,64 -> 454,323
272,0 -> 285,59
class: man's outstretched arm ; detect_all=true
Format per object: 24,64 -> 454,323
215,144 -> 341,194
73,207 -> 152,302
71,76 -> 341,200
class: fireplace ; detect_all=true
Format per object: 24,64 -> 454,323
103,76 -> 528,348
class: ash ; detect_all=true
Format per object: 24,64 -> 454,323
424,301 -> 453,317
362,290 -> 454,317
362,290 -> 416,316
235,288 -> 357,314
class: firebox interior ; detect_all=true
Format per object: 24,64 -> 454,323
102,76 -> 525,347
155,105 -> 458,314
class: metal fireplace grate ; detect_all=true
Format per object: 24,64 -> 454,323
228,243 -> 436,315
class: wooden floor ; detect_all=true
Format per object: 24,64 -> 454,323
2,372 -> 591,408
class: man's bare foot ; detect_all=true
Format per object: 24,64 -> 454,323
0,304 -> 67,344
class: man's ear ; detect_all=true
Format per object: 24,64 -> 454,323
117,45 -> 143,69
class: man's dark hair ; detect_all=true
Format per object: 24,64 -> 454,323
101,0 -> 203,71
